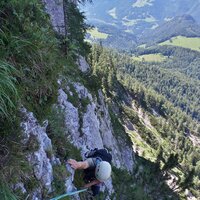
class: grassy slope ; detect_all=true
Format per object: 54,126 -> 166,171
132,53 -> 167,62
159,36 -> 200,52
132,0 -> 153,7
108,7 -> 117,19
87,27 -> 109,39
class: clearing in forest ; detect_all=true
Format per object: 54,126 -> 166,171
87,27 -> 109,39
132,53 -> 167,62
159,36 -> 200,52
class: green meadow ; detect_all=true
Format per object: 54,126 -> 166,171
159,36 -> 200,52
132,0 -> 154,7
87,27 -> 109,39
132,53 -> 167,62
108,7 -> 117,19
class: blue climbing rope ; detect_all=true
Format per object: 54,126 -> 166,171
50,188 -> 88,200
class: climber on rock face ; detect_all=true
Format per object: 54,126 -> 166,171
68,148 -> 112,196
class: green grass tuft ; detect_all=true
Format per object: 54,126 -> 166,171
0,61 -> 18,119
0,180 -> 17,200
52,164 -> 69,196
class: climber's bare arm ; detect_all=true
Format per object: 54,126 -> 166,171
84,179 -> 101,188
68,159 -> 89,169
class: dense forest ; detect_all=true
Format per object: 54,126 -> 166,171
129,46 -> 200,122
88,44 -> 200,198
131,46 -> 200,81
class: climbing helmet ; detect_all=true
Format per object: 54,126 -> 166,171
95,161 -> 111,182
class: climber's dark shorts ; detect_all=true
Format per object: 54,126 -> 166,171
91,184 -> 100,196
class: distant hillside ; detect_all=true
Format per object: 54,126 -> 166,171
82,0 -> 200,49
132,45 -> 200,81
86,24 -> 137,50
140,15 -> 200,45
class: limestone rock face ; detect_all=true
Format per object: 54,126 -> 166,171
58,84 -> 134,171
82,102 -> 104,148
19,76 -> 134,199
12,183 -> 27,194
97,90 -> 134,172
42,0 -> 78,35
58,89 -> 81,144
42,0 -> 65,34
20,107 -> 54,199
57,81 -> 135,196
77,56 -> 90,73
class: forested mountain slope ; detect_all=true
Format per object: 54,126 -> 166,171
132,46 -> 200,81
83,0 -> 200,31
88,44 -> 200,199
140,15 -> 200,45
128,46 -> 200,121
0,0 -> 200,200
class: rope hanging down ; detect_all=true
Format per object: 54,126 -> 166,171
50,188 -> 88,200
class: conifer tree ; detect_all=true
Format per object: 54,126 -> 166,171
63,0 -> 91,56
162,153 -> 179,172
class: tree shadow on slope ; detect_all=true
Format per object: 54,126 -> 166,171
110,154 -> 180,200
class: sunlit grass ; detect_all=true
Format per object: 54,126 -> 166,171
132,0 -> 154,8
159,36 -> 200,52
151,23 -> 159,29
122,15 -> 156,27
84,39 -> 92,43
127,130 -> 157,162
87,27 -> 109,39
144,15 -> 156,23
122,16 -> 138,26
124,29 -> 134,33
0,61 -> 18,118
108,7 -> 117,19
138,44 -> 146,48
132,53 -> 167,62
